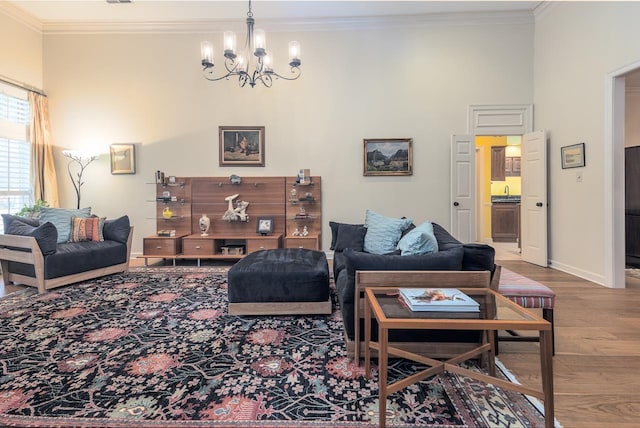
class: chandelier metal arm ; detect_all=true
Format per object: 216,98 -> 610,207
265,67 -> 302,82
202,57 -> 242,82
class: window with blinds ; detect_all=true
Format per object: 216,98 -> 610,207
0,83 -> 31,233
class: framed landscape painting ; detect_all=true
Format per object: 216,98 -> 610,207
561,142 -> 585,169
363,138 -> 413,176
219,126 -> 265,167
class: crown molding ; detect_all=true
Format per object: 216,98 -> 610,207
0,1 -> 42,33
40,10 -> 535,35
533,0 -> 558,22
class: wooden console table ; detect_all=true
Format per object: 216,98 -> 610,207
363,286 -> 554,428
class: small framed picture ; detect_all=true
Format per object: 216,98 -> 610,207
363,138 -> 413,176
110,143 -> 136,174
219,126 -> 265,167
256,217 -> 274,235
561,143 -> 586,169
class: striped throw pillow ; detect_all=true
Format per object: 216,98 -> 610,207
70,216 -> 105,242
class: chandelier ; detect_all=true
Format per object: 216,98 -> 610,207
200,0 -> 301,88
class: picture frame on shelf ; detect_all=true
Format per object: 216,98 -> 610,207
561,142 -> 585,169
256,217 -> 274,235
363,138 -> 413,176
110,143 -> 136,174
219,126 -> 265,167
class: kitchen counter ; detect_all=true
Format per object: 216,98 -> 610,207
491,195 -> 521,203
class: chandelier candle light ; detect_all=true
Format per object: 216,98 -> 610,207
200,0 -> 301,88
62,150 -> 98,209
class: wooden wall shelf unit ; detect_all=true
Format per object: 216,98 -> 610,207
284,176 -> 322,250
141,176 -> 322,265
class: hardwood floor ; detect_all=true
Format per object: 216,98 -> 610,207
2,258 -> 640,426
497,260 -> 640,427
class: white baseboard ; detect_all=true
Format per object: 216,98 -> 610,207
549,259 -> 605,286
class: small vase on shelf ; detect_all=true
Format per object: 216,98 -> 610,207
199,214 -> 211,236
162,207 -> 173,219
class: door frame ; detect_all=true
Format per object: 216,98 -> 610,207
467,104 -> 534,245
604,60 -> 640,289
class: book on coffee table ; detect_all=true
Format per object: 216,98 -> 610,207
398,288 -> 480,312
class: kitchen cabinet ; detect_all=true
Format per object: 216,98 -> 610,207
505,156 -> 521,177
492,146 -> 521,180
491,202 -> 519,242
491,147 -> 506,181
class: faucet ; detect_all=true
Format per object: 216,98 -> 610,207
504,185 -> 510,197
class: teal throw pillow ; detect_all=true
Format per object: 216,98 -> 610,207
363,209 -> 412,254
40,207 -> 91,243
397,221 -> 439,256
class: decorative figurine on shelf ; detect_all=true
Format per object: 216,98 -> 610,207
199,213 -> 210,236
222,194 -> 250,222
302,226 -> 309,236
229,174 -> 242,185
292,227 -> 301,236
162,207 -> 173,219
290,187 -> 298,201
295,207 -> 309,219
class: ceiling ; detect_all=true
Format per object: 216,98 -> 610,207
7,1 -> 543,24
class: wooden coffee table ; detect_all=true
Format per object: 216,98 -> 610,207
363,286 -> 554,428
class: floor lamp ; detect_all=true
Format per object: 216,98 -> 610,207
62,150 -> 98,209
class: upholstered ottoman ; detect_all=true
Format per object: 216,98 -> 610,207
227,248 -> 331,315
497,267 -> 556,355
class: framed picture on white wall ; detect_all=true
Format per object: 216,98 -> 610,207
110,143 -> 136,174
219,126 -> 265,167
561,143 -> 585,169
363,138 -> 413,176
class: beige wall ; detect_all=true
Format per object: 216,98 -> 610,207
0,10 -> 42,89
534,2 -> 640,283
41,22 -> 534,255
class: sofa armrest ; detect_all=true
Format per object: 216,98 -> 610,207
124,226 -> 134,267
0,234 -> 46,293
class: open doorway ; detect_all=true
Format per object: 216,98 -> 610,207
475,136 -> 522,260
623,70 -> 640,286
606,59 -> 640,288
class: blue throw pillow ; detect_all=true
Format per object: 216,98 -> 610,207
363,209 -> 412,254
397,221 -> 439,256
40,207 -> 91,243
6,219 -> 58,255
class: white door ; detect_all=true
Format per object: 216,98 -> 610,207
521,130 -> 548,266
450,135 -> 476,243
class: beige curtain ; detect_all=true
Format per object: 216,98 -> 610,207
29,92 -> 59,207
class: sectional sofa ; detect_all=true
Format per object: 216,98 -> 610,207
330,215 -> 497,357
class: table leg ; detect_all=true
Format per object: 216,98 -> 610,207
364,293 -> 371,377
540,330 -> 554,428
379,326 -> 388,428
354,298 -> 360,365
487,330 -> 496,377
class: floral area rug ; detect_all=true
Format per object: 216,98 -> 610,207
0,267 -> 548,427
